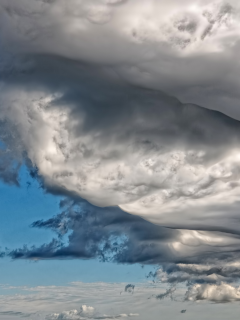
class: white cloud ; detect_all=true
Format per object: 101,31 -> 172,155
2,280 -> 240,320
185,283 -> 240,302
0,282 -> 163,320
45,305 -> 95,320
45,304 -> 139,320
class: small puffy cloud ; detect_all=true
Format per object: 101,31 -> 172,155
185,283 -> 240,302
46,305 -> 95,320
125,285 -> 135,294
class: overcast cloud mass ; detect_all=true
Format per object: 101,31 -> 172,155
2,0 -> 240,306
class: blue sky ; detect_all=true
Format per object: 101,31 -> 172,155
0,166 -> 153,288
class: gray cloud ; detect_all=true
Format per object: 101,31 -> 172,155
125,284 -> 135,293
8,195 -> 240,290
156,287 -> 176,301
1,2 -> 240,238
8,199 -> 178,264
4,69 -> 240,264
1,0 -> 240,117
3,59 -> 240,231
0,120 -> 23,185
151,263 -> 240,286
148,262 -> 240,303
2,0 -> 240,301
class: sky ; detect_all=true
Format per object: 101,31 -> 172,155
2,0 -> 240,319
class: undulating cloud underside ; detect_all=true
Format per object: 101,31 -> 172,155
2,0 -> 240,302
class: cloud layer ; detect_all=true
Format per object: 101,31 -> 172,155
0,282 -> 186,320
3,68 -> 240,258
2,1 -> 240,232
2,0 -> 240,116
2,0 -> 240,304
46,304 -> 139,320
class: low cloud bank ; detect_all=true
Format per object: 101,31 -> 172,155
46,305 -> 139,320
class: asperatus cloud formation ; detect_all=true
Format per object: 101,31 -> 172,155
2,1 -> 240,317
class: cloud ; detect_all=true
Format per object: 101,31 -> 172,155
6,196 -> 240,267
0,311 -> 33,318
0,122 -> 23,185
45,305 -> 95,320
45,305 -> 139,320
152,263 -> 240,285
1,0 -> 240,116
0,283 -> 143,320
185,283 -> 240,302
4,54 -> 240,305
8,199 -> 179,264
2,0 -> 240,299
0,282 -> 191,320
1,280 -> 240,320
1,1 -> 240,241
149,262 -> 240,303
3,71 -> 240,242
156,287 -> 176,301
125,285 -> 135,293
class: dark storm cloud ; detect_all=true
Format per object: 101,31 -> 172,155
8,195 -> 240,270
9,198 -> 178,264
3,25 -> 240,291
3,53 -> 240,235
1,3 -> 240,234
